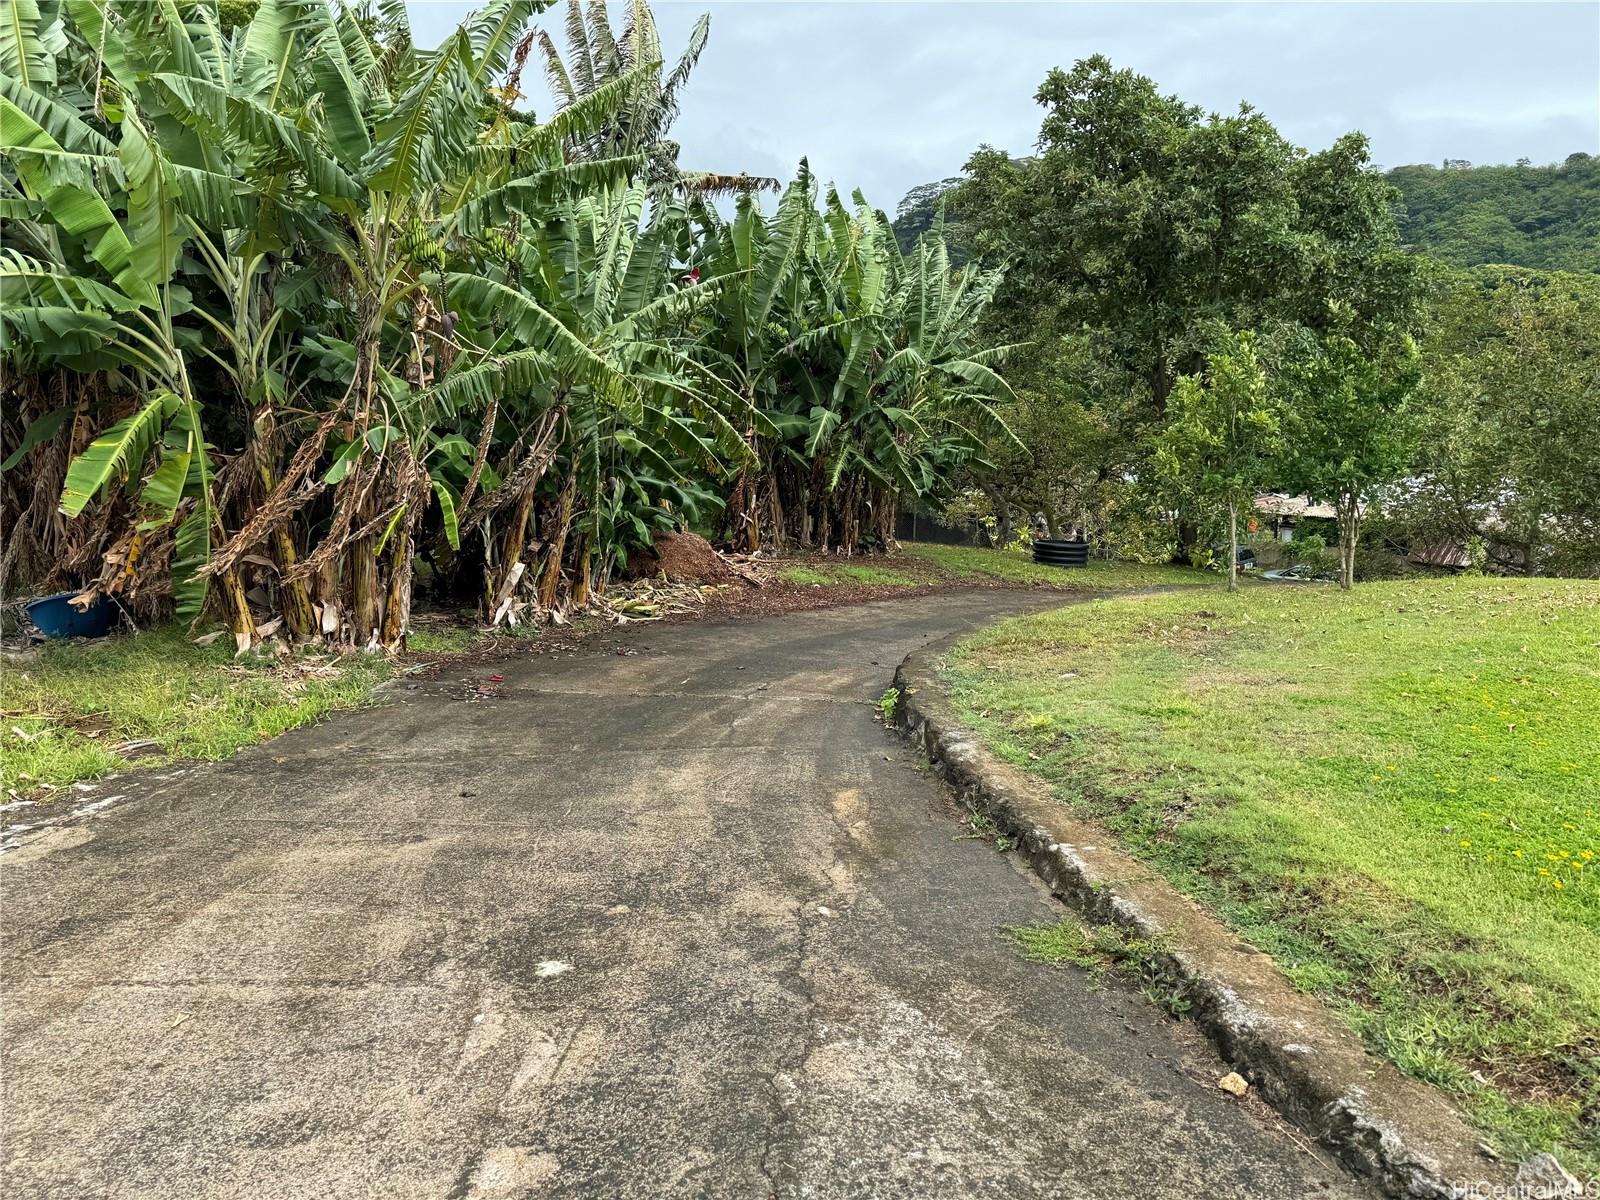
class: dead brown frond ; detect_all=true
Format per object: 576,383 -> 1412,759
202,414 -> 336,581
678,171 -> 781,197
458,405 -> 563,536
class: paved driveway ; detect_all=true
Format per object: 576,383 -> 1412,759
2,592 -> 1368,1199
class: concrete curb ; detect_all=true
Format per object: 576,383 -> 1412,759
892,634 -> 1515,1200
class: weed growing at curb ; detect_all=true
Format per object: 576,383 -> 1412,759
956,807 -> 1015,852
1009,919 -> 1194,1016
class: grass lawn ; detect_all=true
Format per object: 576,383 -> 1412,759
779,562 -> 920,587
901,541 -> 1219,589
1,629 -> 392,802
942,578 -> 1600,1173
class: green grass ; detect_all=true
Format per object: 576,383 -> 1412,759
944,578 -> 1600,1173
404,625 -> 481,655
780,562 -> 919,587
1008,919 -> 1196,1016
901,542 -> 1219,589
1,629 -> 392,799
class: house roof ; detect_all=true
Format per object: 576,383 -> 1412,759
1408,540 -> 1471,569
1253,493 -> 1339,520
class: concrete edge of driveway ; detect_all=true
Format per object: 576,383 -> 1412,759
890,632 -> 1514,1200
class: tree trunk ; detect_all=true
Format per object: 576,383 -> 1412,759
982,481 -> 1013,548
536,469 -> 577,611
349,534 -> 381,649
763,475 -> 785,554
1227,499 -> 1239,594
1173,517 -> 1199,566
379,483 -> 424,650
489,483 -> 537,613
316,559 -> 342,638
571,537 -> 591,608
727,469 -> 759,553
875,492 -> 898,551
217,564 -> 257,654
1040,499 -> 1061,541
1336,493 -> 1360,591
255,455 -> 315,640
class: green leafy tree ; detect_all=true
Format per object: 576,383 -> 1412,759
1277,325 -> 1422,589
1151,331 -> 1281,591
1387,266 -> 1600,575
952,56 -> 1423,560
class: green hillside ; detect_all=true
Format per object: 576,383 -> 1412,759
1387,155 -> 1598,272
894,153 -> 1599,272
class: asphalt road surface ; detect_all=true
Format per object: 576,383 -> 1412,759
2,592 -> 1370,1199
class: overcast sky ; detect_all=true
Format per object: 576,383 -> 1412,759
407,1 -> 1600,211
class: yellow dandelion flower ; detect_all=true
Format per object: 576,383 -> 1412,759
1553,879 -> 1563,890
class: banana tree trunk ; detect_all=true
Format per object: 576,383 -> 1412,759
763,476 -> 785,553
315,560 -> 342,639
379,481 -> 425,650
488,483 -> 537,616
348,523 -> 382,650
571,536 -> 591,608
537,469 -> 578,611
254,455 -> 315,640
217,563 -> 256,654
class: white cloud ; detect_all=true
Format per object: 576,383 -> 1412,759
408,0 -> 1600,205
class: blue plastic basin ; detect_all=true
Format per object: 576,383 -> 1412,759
25,591 -> 117,640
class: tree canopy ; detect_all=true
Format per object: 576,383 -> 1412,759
896,154 -> 1600,277
931,55 -> 1425,563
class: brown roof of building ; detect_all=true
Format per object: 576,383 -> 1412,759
1408,540 -> 1471,569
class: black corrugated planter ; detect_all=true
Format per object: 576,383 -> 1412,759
1031,539 -> 1090,568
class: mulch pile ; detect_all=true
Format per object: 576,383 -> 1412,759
626,531 -> 734,584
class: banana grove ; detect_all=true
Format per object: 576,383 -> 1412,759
0,0 -> 1018,651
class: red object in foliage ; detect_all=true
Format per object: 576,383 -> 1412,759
489,674 -> 504,682
686,267 -> 701,284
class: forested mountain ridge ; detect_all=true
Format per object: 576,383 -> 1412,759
1386,155 -> 1597,272
893,154 -> 1600,272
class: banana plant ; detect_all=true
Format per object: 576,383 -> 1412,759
1,67 -> 258,641
438,181 -> 750,617
1,0 -> 1025,645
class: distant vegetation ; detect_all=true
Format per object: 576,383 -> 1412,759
892,177 -> 974,264
1388,155 -> 1599,273
894,154 -> 1600,274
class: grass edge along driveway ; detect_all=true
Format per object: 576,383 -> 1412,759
942,578 -> 1599,1176
1,630 -> 392,802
